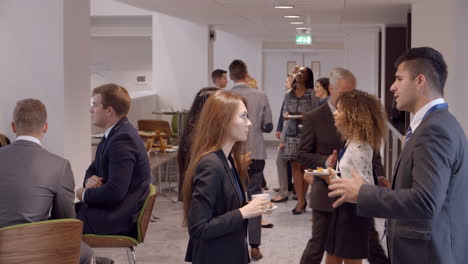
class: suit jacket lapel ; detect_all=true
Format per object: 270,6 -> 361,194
215,150 -> 244,205
391,108 -> 448,188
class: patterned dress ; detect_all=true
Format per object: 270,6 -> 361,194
282,88 -> 318,160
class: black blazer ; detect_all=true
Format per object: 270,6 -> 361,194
297,103 -> 384,212
185,149 -> 249,264
77,117 -> 151,236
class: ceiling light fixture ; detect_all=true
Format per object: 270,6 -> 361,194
284,15 -> 300,18
275,5 -> 294,9
290,21 -> 304,25
296,27 -> 309,31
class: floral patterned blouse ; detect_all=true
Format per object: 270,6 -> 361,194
337,140 -> 374,184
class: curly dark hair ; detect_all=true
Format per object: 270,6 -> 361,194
292,67 -> 314,90
336,90 -> 387,151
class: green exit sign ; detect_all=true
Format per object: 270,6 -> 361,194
296,35 -> 312,45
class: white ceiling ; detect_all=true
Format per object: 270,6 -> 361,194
114,0 -> 411,42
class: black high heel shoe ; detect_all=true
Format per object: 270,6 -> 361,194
291,202 -> 307,215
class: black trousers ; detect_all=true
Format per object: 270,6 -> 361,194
247,159 -> 265,247
300,210 -> 389,264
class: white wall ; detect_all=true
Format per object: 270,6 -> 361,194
344,28 -> 381,95
152,12 -> 209,111
0,0 -> 91,185
213,30 -> 263,90
91,0 -> 151,16
91,36 -> 153,93
412,0 -> 468,131
262,50 -> 345,141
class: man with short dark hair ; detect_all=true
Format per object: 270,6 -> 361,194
329,47 -> 468,264
228,59 -> 273,260
0,99 -> 93,264
76,83 -> 151,237
211,69 -> 228,89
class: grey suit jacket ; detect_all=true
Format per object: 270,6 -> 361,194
230,84 -> 273,160
0,140 -> 75,228
357,108 -> 468,264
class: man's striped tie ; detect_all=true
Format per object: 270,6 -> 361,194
405,127 -> 412,143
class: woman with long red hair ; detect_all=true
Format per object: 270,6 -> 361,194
183,90 -> 270,264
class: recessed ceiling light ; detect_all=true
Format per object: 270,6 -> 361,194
296,27 -> 309,30
284,15 -> 300,19
290,21 -> 304,25
275,5 -> 294,9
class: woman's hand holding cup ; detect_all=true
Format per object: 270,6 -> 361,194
239,194 -> 271,219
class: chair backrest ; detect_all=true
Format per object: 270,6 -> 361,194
0,134 -> 10,147
137,184 -> 157,243
138,120 -> 172,139
0,219 -> 83,264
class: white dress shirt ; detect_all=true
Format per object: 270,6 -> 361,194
410,98 -> 445,133
16,135 -> 42,146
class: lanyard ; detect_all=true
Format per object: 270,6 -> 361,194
422,103 -> 448,120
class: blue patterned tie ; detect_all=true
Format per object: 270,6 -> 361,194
405,127 -> 412,143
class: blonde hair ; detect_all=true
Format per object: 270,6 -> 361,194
336,90 -> 387,151
246,76 -> 258,89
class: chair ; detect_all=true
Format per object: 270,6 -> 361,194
82,184 -> 158,264
0,134 -> 10,147
0,219 -> 83,264
138,119 -> 174,144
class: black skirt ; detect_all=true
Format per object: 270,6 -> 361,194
325,203 -> 371,259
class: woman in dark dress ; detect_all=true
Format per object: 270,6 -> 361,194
183,90 -> 271,264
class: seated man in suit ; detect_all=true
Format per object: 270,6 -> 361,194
76,83 -> 151,237
0,99 -> 93,264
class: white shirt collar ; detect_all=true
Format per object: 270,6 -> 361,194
410,98 -> 445,132
16,135 -> 41,146
104,122 -> 118,139
232,82 -> 247,88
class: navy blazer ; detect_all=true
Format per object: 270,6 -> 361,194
77,117 -> 151,236
185,149 -> 249,264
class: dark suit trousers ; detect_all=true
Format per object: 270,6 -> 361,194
300,210 -> 388,264
300,210 -> 332,264
247,159 -> 265,247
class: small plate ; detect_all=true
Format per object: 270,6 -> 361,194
266,205 -> 278,211
287,114 -> 302,119
164,148 -> 177,153
304,169 -> 330,176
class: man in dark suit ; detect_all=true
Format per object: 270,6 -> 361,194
329,47 -> 468,264
76,83 -> 151,237
0,99 -> 93,264
298,68 -> 388,264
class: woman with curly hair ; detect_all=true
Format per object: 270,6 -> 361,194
325,90 -> 387,264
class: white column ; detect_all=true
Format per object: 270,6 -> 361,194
0,0 -> 91,186
412,0 -> 468,131
152,12 -> 209,111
